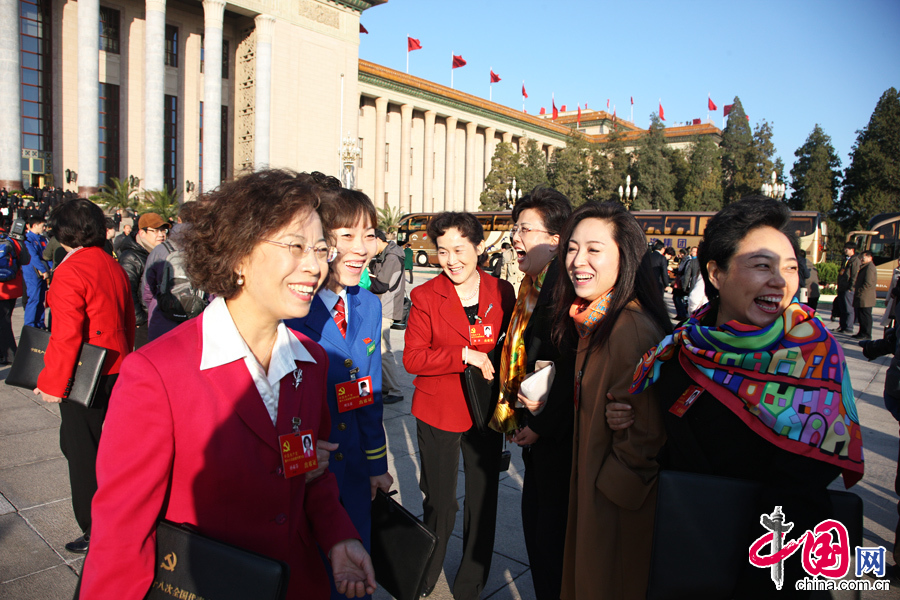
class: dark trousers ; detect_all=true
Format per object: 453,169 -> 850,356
856,306 -> 873,338
416,419 -> 501,600
134,323 -> 149,350
0,298 -> 17,362
672,292 -> 688,321
58,374 -> 117,534
840,289 -> 856,330
521,439 -> 571,600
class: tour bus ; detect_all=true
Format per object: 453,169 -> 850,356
397,209 -> 829,268
846,212 -> 900,296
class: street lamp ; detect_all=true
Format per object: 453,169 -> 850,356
505,178 -> 521,209
65,169 -> 78,184
339,132 -> 361,189
761,171 -> 786,200
618,174 -> 638,209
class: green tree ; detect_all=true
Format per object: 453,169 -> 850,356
377,205 -> 404,236
140,189 -> 181,221
749,119 -> 778,193
680,135 -> 723,210
96,177 -> 140,212
516,138 -> 549,195
669,148 -> 690,207
480,142 -> 518,210
788,124 -> 842,213
720,96 -> 754,204
631,113 -> 675,210
590,125 -> 631,203
547,133 -> 592,206
837,87 -> 900,230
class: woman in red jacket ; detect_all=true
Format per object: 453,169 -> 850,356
33,199 -> 136,554
403,212 -> 515,599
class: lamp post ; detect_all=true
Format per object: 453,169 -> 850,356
761,171 -> 786,200
618,174 -> 638,209
505,178 -> 521,209
339,132 -> 361,189
65,169 -> 78,185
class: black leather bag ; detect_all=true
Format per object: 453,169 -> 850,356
371,490 -> 438,600
5,325 -> 107,407
462,332 -> 505,433
144,520 -> 290,600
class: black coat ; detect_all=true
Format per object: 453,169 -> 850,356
117,235 -> 150,326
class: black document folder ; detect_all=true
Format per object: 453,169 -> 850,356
371,490 -> 438,600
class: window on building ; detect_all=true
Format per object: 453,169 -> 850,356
165,25 -> 178,67
384,143 -> 389,172
198,101 -> 204,192
358,138 -> 364,169
20,0 -> 52,153
99,7 -> 119,53
384,192 -> 388,206
222,40 -> 229,79
220,105 -> 228,181
386,112 -> 391,124
164,94 -> 177,191
410,148 -> 414,175
99,83 -> 120,186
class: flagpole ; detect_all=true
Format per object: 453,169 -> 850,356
490,67 -> 492,101
451,52 -> 453,89
522,81 -> 525,112
707,92 -> 709,122
406,35 -> 409,74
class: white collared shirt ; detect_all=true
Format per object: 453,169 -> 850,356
317,286 -> 350,323
199,297 -> 316,426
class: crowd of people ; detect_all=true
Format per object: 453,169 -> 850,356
0,170 -> 886,599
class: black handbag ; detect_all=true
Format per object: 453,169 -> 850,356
462,332 -> 504,432
145,520 -> 290,600
370,490 -> 438,600
5,325 -> 107,407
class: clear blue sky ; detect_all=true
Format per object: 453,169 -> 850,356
359,0 -> 900,197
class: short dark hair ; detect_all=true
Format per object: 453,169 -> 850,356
861,250 -> 874,259
104,217 -> 116,229
426,212 -> 484,248
374,229 -> 388,242
50,199 -> 107,248
182,169 -> 323,299
844,241 -> 857,251
26,215 -> 45,227
511,186 -> 572,235
652,239 -> 665,252
552,201 -> 672,350
698,195 -> 799,302
317,188 -> 377,242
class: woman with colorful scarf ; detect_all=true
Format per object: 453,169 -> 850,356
628,196 -> 864,597
556,202 -> 672,600
489,187 -> 573,600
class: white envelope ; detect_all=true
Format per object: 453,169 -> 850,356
518,360 -> 556,416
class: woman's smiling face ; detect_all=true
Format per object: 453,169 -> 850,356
329,214 -> 377,290
565,218 -> 619,302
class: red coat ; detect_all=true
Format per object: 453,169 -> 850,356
36,246 -> 135,397
0,238 -> 25,300
80,316 -> 358,599
404,269 -> 516,432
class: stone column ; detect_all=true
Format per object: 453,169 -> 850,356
78,0 -> 100,197
422,110 -> 435,212
464,121 -> 476,212
202,0 -> 225,191
254,14 -> 275,170
0,2 -> 22,190
502,131 -> 513,148
399,104 -> 412,213
444,116 -> 457,211
483,126 -> 495,180
373,97 -> 388,208
144,0 -> 166,191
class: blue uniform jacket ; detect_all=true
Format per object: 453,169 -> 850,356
286,285 -> 388,550
23,231 -> 49,280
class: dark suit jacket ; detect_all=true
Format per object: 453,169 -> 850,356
854,261 -> 877,307
649,250 -> 669,295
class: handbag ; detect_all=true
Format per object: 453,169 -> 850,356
5,325 -> 107,407
145,520 -> 290,600
370,490 -> 438,600
463,332 -> 504,432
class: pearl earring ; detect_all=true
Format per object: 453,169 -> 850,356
236,267 -> 244,286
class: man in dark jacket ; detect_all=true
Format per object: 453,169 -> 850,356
117,213 -> 169,348
369,230 -> 406,404
836,242 -> 860,333
853,250 -> 877,340
649,240 -> 670,299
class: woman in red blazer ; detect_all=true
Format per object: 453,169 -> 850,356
404,212 -> 515,599
77,170 -> 375,599
34,199 -> 135,554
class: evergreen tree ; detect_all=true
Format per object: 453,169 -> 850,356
838,87 -> 900,230
669,148 -> 690,207
480,142 -> 518,210
680,135 -> 723,210
589,125 -> 630,203
547,133 -> 592,207
516,138 -> 549,196
720,96 -> 754,204
788,124 -> 842,213
749,120 -> 777,193
631,113 -> 675,210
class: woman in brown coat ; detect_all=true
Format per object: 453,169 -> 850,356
554,202 -> 672,600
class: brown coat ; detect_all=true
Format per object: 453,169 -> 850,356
854,260 -> 877,308
560,302 -> 667,600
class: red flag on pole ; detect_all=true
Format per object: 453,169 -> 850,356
708,96 -> 717,111
607,99 -> 610,111
522,83 -> 528,98
659,100 -> 665,121
724,104 -> 733,116
540,107 -> 546,115
490,70 -> 501,83
561,104 -> 566,112
452,55 -> 466,68
631,96 -> 634,105
577,105 -> 581,126
407,37 -> 422,51
552,98 -> 558,120
359,23 -> 368,34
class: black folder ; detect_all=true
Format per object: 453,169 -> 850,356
371,490 -> 438,600
5,326 -> 107,408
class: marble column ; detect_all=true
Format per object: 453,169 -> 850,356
502,132 -> 513,146
77,0 -> 100,197
374,97 -> 388,208
483,126 -> 495,181
422,110 -> 435,212
144,0 -> 166,191
399,104 -> 412,213
202,0 -> 225,191
464,121 -> 476,212
444,116 -> 457,211
254,14 -> 275,170
0,1 -> 22,190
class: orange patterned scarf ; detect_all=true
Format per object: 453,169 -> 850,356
569,289 -> 615,338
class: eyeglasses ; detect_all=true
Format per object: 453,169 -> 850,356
510,225 -> 550,236
145,227 -> 168,235
262,239 -> 338,263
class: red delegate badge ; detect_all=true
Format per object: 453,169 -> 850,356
469,324 -> 495,345
669,385 -> 703,418
336,375 -> 375,413
279,430 -> 318,478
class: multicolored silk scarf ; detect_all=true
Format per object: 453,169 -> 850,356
630,302 -> 864,487
569,289 -> 615,339
489,262 -> 550,434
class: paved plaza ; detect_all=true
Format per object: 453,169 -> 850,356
1,273 -> 899,599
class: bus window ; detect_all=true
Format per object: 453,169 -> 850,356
789,216 -> 816,238
871,221 -> 899,267
476,215 -> 494,231
635,215 -> 664,235
494,215 -> 513,231
407,215 -> 430,231
665,216 -> 693,235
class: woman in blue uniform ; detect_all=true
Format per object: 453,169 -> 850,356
287,182 -> 392,599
